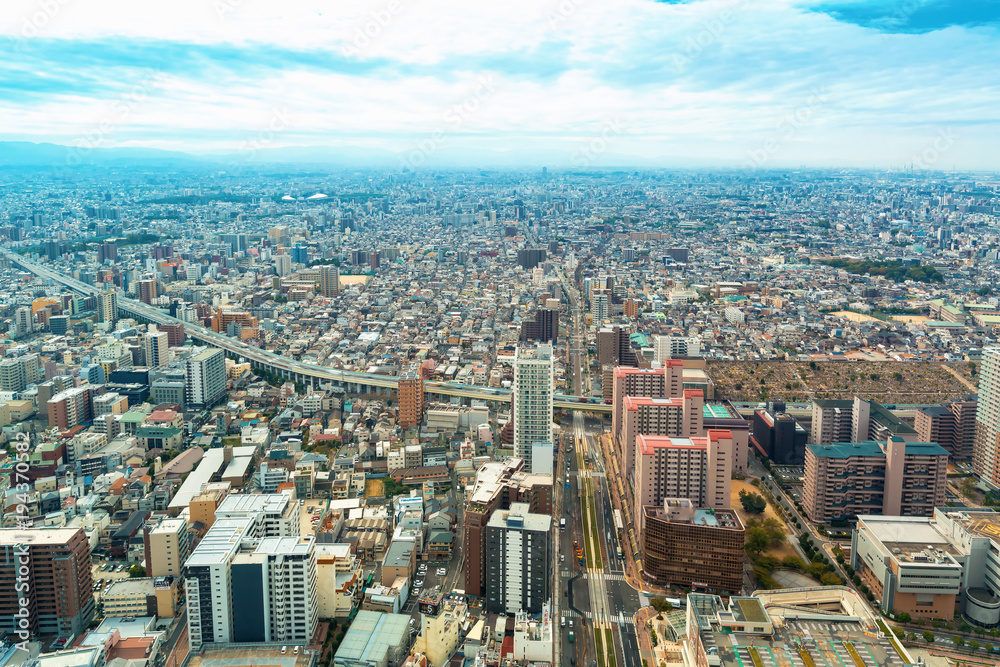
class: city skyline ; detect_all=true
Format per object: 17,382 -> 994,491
1,0 -> 999,169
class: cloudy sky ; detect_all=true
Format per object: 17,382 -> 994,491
1,0 -> 998,169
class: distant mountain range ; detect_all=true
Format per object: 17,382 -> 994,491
0,140 -> 735,170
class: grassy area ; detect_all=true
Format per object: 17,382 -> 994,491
799,649 -> 816,667
749,647 -> 764,667
581,487 -> 596,566
595,627 -> 606,667
844,642 -> 865,667
605,629 -> 616,667
587,482 -> 603,568
221,435 -> 241,446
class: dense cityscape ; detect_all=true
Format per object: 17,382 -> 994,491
0,163 -> 998,667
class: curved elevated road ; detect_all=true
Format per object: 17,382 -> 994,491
6,251 -> 611,412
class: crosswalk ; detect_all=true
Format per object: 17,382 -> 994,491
565,609 -> 635,626
560,571 -> 628,582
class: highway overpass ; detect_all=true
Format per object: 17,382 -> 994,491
5,251 -> 612,413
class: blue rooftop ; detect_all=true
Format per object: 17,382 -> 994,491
807,440 -> 949,459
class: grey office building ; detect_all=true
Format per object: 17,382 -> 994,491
484,502 -> 551,614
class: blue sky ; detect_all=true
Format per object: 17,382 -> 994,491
0,0 -> 998,169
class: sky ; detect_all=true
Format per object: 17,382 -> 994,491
0,0 -> 998,169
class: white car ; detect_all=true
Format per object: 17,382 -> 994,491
437,568 -> 446,576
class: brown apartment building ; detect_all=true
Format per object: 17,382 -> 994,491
462,458 -> 552,597
0,528 -> 94,638
642,498 -> 745,594
802,437 -> 949,523
397,364 -> 425,429
915,397 -> 977,461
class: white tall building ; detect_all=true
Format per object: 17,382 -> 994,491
653,335 -> 702,362
185,518 -> 318,648
186,347 -> 226,409
591,289 -> 610,322
274,253 -> 292,276
15,307 -> 34,337
513,345 -> 554,474
142,328 -> 171,368
974,347 -> 1000,487
98,290 -> 117,325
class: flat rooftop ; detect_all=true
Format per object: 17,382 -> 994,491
0,527 -> 82,545
184,517 -> 254,567
859,515 -> 964,559
217,492 -> 290,515
186,645 -> 313,667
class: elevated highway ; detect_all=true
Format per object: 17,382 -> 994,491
6,251 -> 612,413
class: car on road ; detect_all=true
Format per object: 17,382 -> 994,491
415,579 -> 424,587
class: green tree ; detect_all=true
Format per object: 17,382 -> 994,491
923,631 -> 935,643
820,572 -> 842,586
745,527 -> 769,557
897,612 -> 911,624
961,476 -> 978,498
739,489 -> 767,514
953,635 -> 965,647
650,598 -> 674,613
128,564 -> 146,578
970,639 -> 981,651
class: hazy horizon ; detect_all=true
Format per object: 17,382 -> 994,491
2,0 -> 999,170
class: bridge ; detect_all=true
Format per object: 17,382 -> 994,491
6,251 -> 612,413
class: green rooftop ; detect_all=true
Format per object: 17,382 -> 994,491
703,404 -> 734,419
807,440 -> 948,459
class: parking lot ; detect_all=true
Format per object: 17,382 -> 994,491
723,620 -> 906,667
300,499 -> 328,534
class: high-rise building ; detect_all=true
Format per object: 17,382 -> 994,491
642,498 -> 744,593
917,399 -> 978,462
591,288 -> 610,322
186,347 -> 226,409
810,399 -> 855,445
611,364 -> 683,440
98,289 -> 117,325
653,335 -> 702,362
803,437 -> 949,523
144,516 -> 192,577
519,309 -> 558,344
0,528 -> 94,638
619,390 -> 704,482
159,322 -> 186,347
15,306 -> 34,337
513,345 -> 554,474
274,253 -> 292,277
47,385 -> 95,430
97,242 -> 118,264
597,325 -> 641,368
484,502 -> 551,614
516,247 -> 546,269
975,348 -> 1000,486
49,315 -> 69,336
220,233 -> 249,253
633,430 -> 734,528
142,329 -> 171,368
752,404 -> 808,465
0,354 -> 40,393
318,265 -> 340,297
463,459 -> 552,598
210,307 -> 258,333
137,279 -> 158,305
231,536 -> 318,645
291,245 -> 309,264
398,364 -> 424,429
